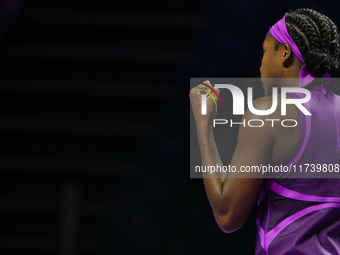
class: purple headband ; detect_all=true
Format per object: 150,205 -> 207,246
269,16 -> 331,92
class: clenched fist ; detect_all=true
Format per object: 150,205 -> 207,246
189,80 -> 220,129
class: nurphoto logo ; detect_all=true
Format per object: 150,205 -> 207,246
198,82 -> 311,128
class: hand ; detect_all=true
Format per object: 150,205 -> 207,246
189,80 -> 220,129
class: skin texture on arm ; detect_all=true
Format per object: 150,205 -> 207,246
190,82 -> 300,233
190,32 -> 302,234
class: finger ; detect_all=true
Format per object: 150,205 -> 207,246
197,87 -> 205,95
197,87 -> 217,106
196,81 -> 222,106
195,81 -> 211,96
197,81 -> 215,94
190,86 -> 204,97
196,80 -> 211,89
194,83 -> 207,95
202,80 -> 211,87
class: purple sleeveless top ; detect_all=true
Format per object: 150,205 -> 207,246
256,87 -> 340,255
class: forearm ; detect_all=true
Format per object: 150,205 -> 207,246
197,125 -> 223,177
190,83 -> 266,233
197,125 -> 227,212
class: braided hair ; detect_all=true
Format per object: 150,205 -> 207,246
283,9 -> 340,77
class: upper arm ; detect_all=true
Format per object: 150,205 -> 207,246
215,97 -> 278,232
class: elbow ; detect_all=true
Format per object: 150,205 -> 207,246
215,213 -> 246,234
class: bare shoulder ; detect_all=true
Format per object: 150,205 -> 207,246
250,95 -> 276,110
244,94 -> 300,120
244,94 -> 301,165
238,96 -> 278,147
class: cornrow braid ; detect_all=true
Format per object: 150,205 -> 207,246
285,21 -> 309,57
287,13 -> 321,49
295,8 -> 340,58
284,9 -> 340,77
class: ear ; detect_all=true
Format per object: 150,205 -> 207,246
281,44 -> 294,67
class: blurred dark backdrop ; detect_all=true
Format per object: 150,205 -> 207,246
0,0 -> 339,254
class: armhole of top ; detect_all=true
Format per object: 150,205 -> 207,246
257,92 -> 311,206
283,92 -> 312,167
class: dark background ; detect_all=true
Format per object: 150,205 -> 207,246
0,0 -> 339,254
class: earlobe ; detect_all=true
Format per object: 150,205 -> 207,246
282,44 -> 293,66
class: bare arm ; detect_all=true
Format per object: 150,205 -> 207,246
190,82 -> 279,233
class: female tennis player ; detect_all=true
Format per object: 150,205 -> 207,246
190,8 -> 340,254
